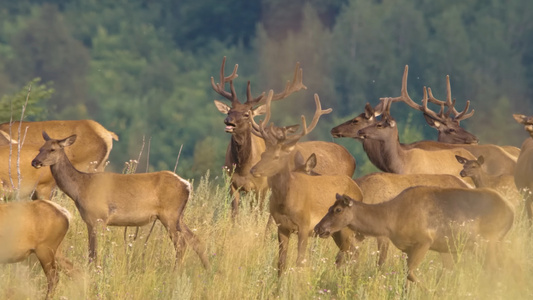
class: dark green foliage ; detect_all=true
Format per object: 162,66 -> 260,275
0,0 -> 532,181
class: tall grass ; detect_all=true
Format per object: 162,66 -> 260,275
1,169 -> 532,299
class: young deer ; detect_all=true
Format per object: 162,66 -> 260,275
1,200 -> 73,299
315,191 -> 514,283
31,132 -> 210,269
456,155 -> 521,207
250,91 -> 363,275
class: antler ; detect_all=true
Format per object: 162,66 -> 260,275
245,62 -> 307,106
283,94 -> 332,145
211,56 -> 239,103
379,65 -> 424,112
251,92 -> 332,146
426,75 -> 475,122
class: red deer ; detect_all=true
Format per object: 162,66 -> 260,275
249,91 -> 363,275
212,57 -> 355,216
0,144 -> 55,199
456,155 -> 521,207
0,119 -> 118,172
315,190 -> 514,283
354,172 -> 470,266
0,200 -> 72,299
31,132 -> 210,269
356,99 -> 476,184
512,114 -> 533,221
332,67 -> 517,176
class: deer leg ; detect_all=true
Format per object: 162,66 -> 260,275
35,247 -> 58,300
230,185 -> 240,218
296,229 -> 309,267
376,237 -> 390,266
277,227 -> 291,276
405,242 -> 431,283
86,224 -> 98,264
331,228 -> 359,266
177,217 -> 210,269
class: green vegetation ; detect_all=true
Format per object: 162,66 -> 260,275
1,0 -> 532,179
1,172 -> 531,299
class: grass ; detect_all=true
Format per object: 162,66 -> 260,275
1,169 -> 533,299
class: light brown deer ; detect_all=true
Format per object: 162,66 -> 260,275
249,91 -> 363,275
512,114 -> 533,221
356,99 -> 476,183
315,190 -> 514,283
212,57 -> 355,216
0,119 -> 118,172
1,199 -> 73,299
0,144 -> 56,199
456,155 -> 521,207
31,132 -> 210,269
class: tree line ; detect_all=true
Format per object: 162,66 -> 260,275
0,0 -> 532,179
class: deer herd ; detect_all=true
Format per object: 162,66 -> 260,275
0,57 -> 532,298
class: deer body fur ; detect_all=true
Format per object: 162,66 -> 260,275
0,199 -> 71,299
315,189 -> 514,283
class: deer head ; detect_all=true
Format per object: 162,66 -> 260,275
212,57 -> 306,135
249,90 -> 332,177
456,155 -> 484,178
330,102 -> 381,139
382,65 -> 478,144
31,132 -> 77,168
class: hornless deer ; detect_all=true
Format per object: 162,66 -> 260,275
1,200 -> 72,299
456,155 -> 521,207
0,119 -> 118,172
249,91 -> 363,275
31,132 -> 210,268
212,57 -> 355,216
354,172 -> 470,266
512,114 -> 533,221
315,191 -> 514,283
0,144 -> 56,199
356,99 -> 476,184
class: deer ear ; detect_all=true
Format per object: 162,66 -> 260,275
42,131 -> 51,141
364,103 -> 375,119
423,114 -> 440,128
513,114 -> 529,124
253,105 -> 267,116
477,155 -> 484,165
214,100 -> 231,114
306,153 -> 317,171
59,135 -> 77,148
455,155 -> 467,164
388,119 -> 396,128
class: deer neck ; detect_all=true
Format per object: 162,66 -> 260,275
229,129 -> 255,173
49,151 -> 86,202
470,172 -> 495,188
362,139 -> 391,172
377,129 -> 407,173
348,202 -> 390,237
266,164 -> 292,206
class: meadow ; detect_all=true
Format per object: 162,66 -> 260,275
1,169 -> 532,300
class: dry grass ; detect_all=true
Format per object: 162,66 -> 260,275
1,169 -> 533,299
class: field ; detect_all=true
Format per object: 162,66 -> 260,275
1,170 -> 532,300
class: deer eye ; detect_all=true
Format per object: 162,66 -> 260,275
351,119 -> 359,124
376,123 -> 383,128
243,112 -> 250,118
447,128 -> 456,133
334,207 -> 342,213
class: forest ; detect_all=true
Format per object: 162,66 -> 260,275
1,0 -> 533,180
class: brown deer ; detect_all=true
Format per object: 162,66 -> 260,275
386,65 -> 520,168
456,155 -> 521,207
31,132 -> 210,269
0,144 -> 56,199
249,91 -> 363,275
315,190 -> 514,283
1,199 -> 73,299
356,99 -> 476,183
212,57 -> 355,216
354,172 -> 470,266
512,114 -> 533,221
0,119 -> 118,172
